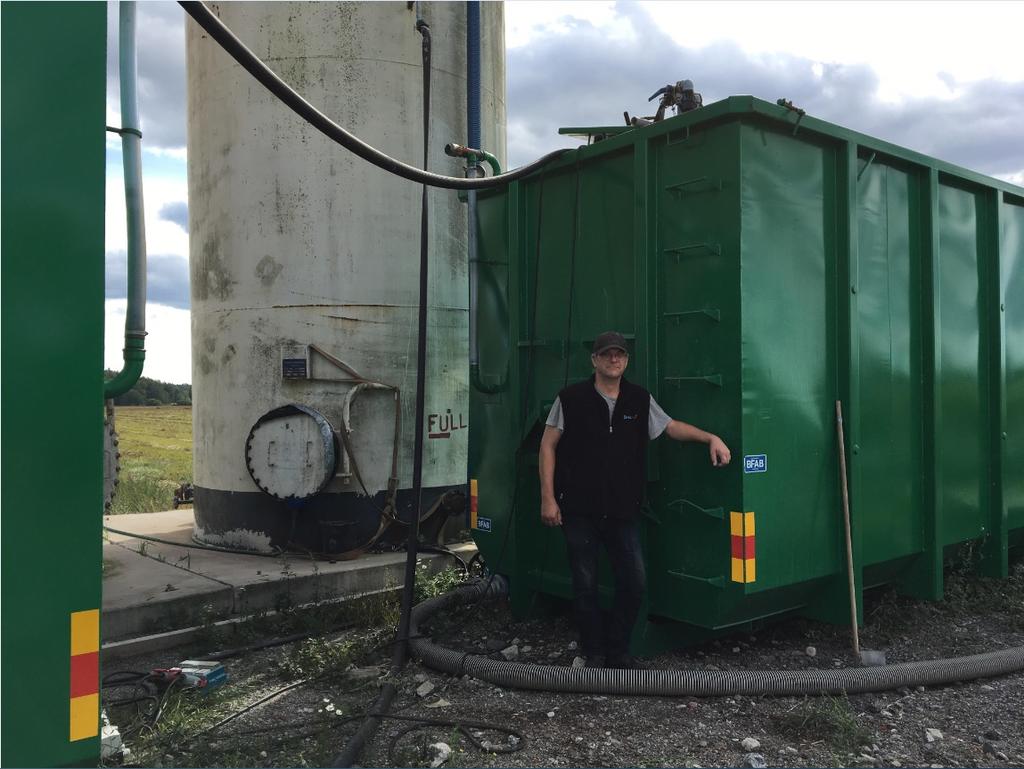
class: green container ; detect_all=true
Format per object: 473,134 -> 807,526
2,3 -> 106,765
469,96 -> 1024,652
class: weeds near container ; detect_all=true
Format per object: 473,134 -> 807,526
775,695 -> 871,755
348,585 -> 401,629
278,637 -> 357,680
414,559 -> 468,602
112,683 -> 237,767
191,603 -> 222,650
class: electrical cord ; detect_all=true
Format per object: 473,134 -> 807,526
197,678 -> 313,736
102,670 -> 185,737
384,713 -> 526,764
178,1 -> 569,190
203,627 -> 358,661
103,525 -> 288,557
187,697 -> 526,764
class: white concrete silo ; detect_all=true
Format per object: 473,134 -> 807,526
186,2 -> 506,554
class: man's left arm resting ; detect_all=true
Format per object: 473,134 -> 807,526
664,420 -> 732,467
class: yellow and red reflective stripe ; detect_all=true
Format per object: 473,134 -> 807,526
469,479 -> 478,529
729,511 -> 756,583
69,609 -> 100,741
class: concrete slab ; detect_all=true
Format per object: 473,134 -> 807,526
101,510 -> 475,644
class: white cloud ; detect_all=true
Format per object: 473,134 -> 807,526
105,299 -> 192,385
507,2 -> 1024,104
145,147 -> 188,162
639,1 -> 1024,103
998,171 -> 1024,187
105,158 -> 189,259
506,1 -> 625,47
110,0 -> 1023,384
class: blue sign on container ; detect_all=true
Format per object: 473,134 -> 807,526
744,454 -> 767,474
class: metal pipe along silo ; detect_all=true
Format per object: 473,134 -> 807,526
186,2 -> 506,554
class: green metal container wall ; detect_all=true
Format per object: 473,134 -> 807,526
1,3 -> 106,765
855,161 -> 922,569
469,97 -> 1023,648
737,125 -> 841,595
1007,200 -> 1024,539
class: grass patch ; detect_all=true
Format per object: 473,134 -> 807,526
775,695 -> 872,756
109,405 -> 192,514
414,559 -> 469,602
278,637 -> 362,680
192,587 -> 402,660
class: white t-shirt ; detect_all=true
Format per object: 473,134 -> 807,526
545,385 -> 671,440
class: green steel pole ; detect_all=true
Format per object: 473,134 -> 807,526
472,149 -> 502,177
104,0 -> 147,398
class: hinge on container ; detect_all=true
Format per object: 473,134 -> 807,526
663,308 -> 721,324
665,176 -> 722,195
857,152 -> 877,182
667,499 -> 725,520
664,374 -> 723,388
668,570 -> 726,589
664,242 -> 721,260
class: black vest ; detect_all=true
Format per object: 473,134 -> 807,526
554,375 -> 651,519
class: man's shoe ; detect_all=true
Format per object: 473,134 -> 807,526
604,654 -> 641,669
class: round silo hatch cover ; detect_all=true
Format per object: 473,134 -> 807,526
245,404 -> 338,501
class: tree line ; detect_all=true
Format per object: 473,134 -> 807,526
105,371 -> 192,406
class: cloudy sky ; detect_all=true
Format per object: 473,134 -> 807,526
104,0 -> 1024,384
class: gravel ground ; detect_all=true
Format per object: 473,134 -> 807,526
104,558 -> 1023,768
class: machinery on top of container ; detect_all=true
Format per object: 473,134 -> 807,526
187,2 -> 506,556
468,95 -> 1024,653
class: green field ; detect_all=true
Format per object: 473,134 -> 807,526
110,405 -> 192,514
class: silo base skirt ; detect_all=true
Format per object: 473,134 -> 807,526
192,484 -> 465,557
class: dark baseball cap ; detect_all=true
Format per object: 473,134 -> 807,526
592,331 -> 628,356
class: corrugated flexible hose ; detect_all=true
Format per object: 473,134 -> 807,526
410,580 -> 1024,697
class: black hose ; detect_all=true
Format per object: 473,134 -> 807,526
385,712 -> 525,764
332,682 -> 398,768
199,678 -> 312,736
414,544 -> 470,575
204,629 -> 351,661
395,10 -> 432,678
178,1 -> 569,190
104,525 -> 286,557
410,580 -> 1024,697
332,17 -> 436,768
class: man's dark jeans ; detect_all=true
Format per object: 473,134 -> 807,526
561,513 -> 646,658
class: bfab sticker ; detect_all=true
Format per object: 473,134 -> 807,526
743,454 -> 767,473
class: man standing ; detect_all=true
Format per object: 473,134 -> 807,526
538,331 -> 731,668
